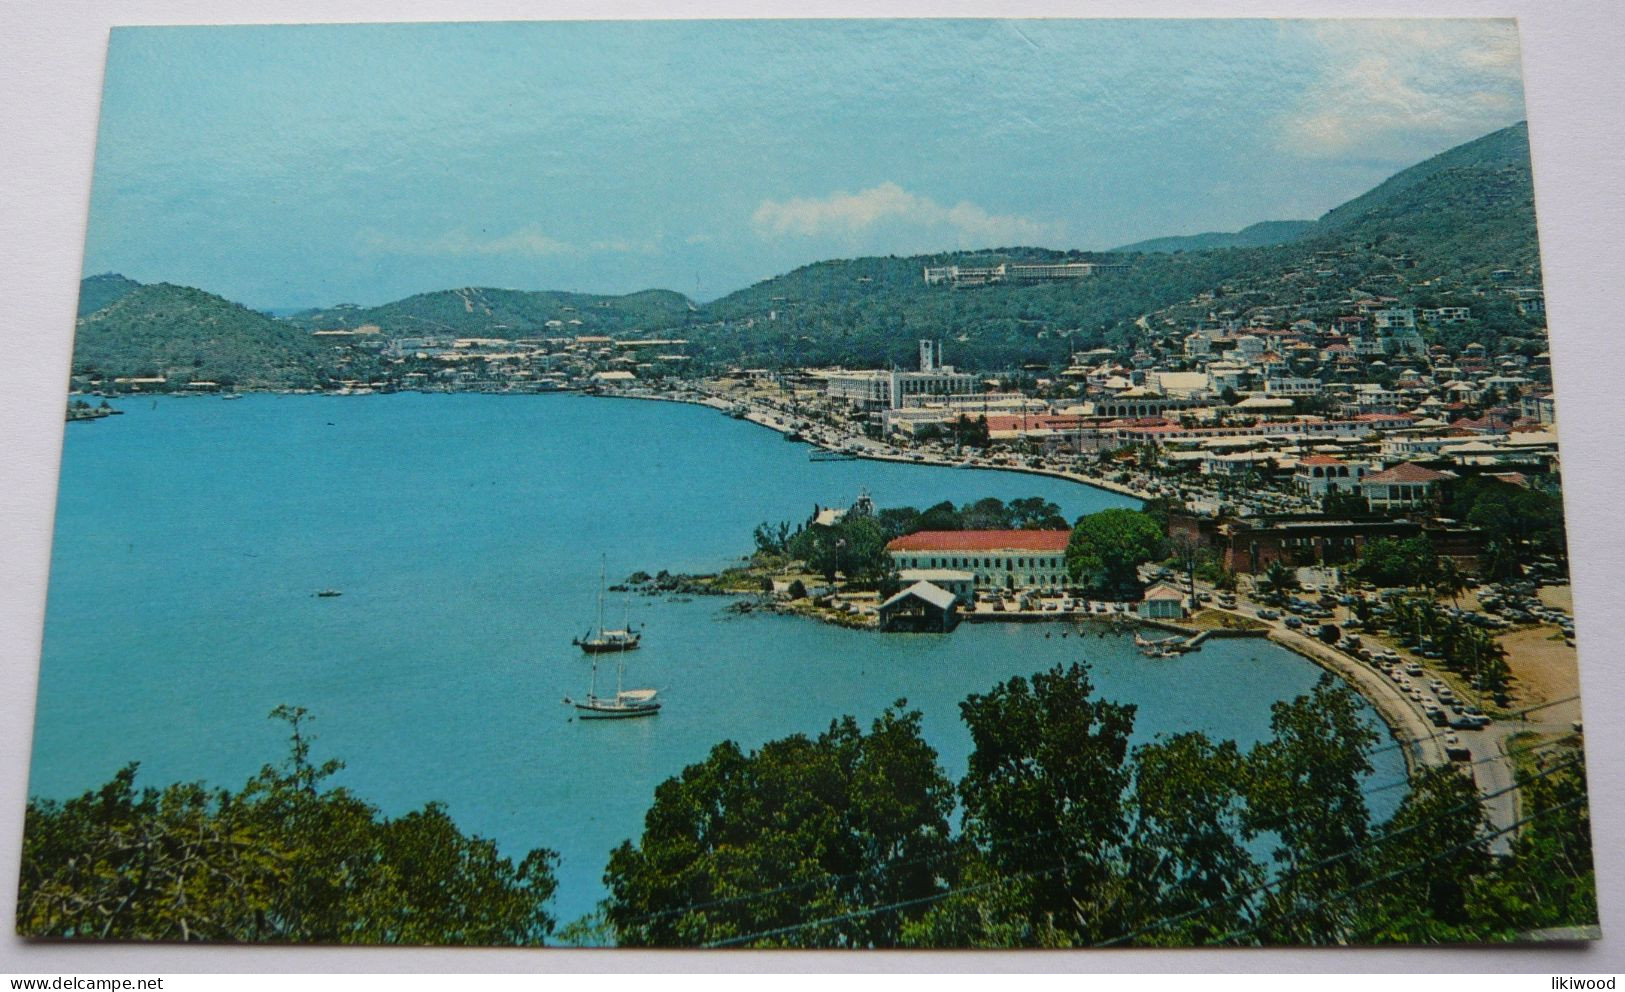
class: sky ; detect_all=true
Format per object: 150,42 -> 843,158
81,18 -> 1529,308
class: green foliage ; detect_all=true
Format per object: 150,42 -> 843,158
1355,536 -> 1440,588
286,286 -> 694,338
1447,476 -> 1566,566
1356,766 -> 1491,942
1066,508 -> 1164,597
17,707 -> 558,944
1114,220 -> 1316,254
73,283 -> 326,389
1470,752 -> 1596,937
600,705 -> 955,947
930,664 -> 1137,946
1241,675 -> 1378,943
788,514 -> 892,586
1120,733 -> 1259,944
77,272 -> 143,317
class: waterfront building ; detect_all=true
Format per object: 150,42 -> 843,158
886,530 -> 1071,592
878,582 -> 960,632
821,339 -> 978,410
1138,582 -> 1187,620
897,568 -> 976,604
1168,512 -> 1483,574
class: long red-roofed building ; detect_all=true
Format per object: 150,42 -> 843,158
887,530 -> 1072,591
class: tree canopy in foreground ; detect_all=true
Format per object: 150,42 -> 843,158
18,706 -> 559,945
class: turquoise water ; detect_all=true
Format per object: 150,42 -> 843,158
31,393 -> 1404,927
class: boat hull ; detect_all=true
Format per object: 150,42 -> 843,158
574,701 -> 661,719
575,638 -> 641,654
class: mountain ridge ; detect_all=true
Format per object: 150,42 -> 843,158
71,121 -> 1541,381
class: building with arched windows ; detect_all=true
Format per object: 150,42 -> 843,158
1293,454 -> 1368,499
886,530 -> 1072,592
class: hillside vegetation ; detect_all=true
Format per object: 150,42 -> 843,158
284,286 -> 695,339
77,272 -> 143,317
73,283 -> 327,389
671,122 -> 1543,369
71,123 -> 1544,381
1112,220 -> 1316,255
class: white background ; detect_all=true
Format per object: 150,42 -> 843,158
2,0 -> 1622,975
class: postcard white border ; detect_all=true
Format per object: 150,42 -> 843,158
2,0 -> 1622,975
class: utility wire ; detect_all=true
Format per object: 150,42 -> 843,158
1094,752 -> 1582,947
1207,796 -> 1586,946
707,757 -> 1584,950
607,718 -> 1583,936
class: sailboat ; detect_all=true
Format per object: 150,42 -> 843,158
564,651 -> 661,719
572,557 -> 641,654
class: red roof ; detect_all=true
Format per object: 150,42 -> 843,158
1298,454 -> 1346,466
887,530 -> 1072,553
1364,463 -> 1450,484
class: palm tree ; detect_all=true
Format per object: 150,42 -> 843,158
1257,561 -> 1298,604
1434,557 -> 1469,608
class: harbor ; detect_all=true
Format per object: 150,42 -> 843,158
29,390 -> 1408,925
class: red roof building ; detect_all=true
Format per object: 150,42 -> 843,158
886,531 -> 1073,592
887,530 -> 1072,553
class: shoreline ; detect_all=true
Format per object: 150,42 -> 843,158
594,388 -> 1431,769
592,385 -> 1151,504
108,384 -> 1429,779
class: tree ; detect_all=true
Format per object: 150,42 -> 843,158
601,705 -> 955,947
1433,557 -> 1470,607
1356,767 -> 1490,943
1066,508 -> 1164,598
1241,675 -> 1379,944
17,707 -> 559,944
1322,489 -> 1369,517
924,664 -> 1137,946
1121,733 -> 1259,944
1354,536 -> 1439,588
1255,560 -> 1299,603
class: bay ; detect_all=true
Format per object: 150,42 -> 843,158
31,393 -> 1404,928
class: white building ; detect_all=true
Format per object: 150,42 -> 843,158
1264,377 -> 1324,398
886,530 -> 1072,592
1293,455 -> 1368,499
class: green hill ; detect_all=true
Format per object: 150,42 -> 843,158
74,122 -> 1543,380
72,283 -> 327,389
671,122 -> 1542,368
1112,220 -> 1316,254
285,286 -> 694,338
77,273 -> 144,317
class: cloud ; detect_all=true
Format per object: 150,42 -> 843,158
752,182 -> 1063,247
1278,20 -> 1526,159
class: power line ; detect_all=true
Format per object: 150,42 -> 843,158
1095,752 -> 1582,947
607,718 -> 1583,937
706,757 -> 1585,950
1358,731 -> 1579,798
1209,796 -> 1587,946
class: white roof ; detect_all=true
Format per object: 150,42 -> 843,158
881,582 -> 959,612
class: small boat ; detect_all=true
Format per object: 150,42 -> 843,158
564,654 -> 660,720
313,589 -> 342,598
573,557 -> 642,653
809,449 -> 856,462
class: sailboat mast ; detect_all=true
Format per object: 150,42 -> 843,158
597,555 -> 607,636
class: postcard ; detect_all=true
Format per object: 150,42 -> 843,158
16,18 -> 1597,948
